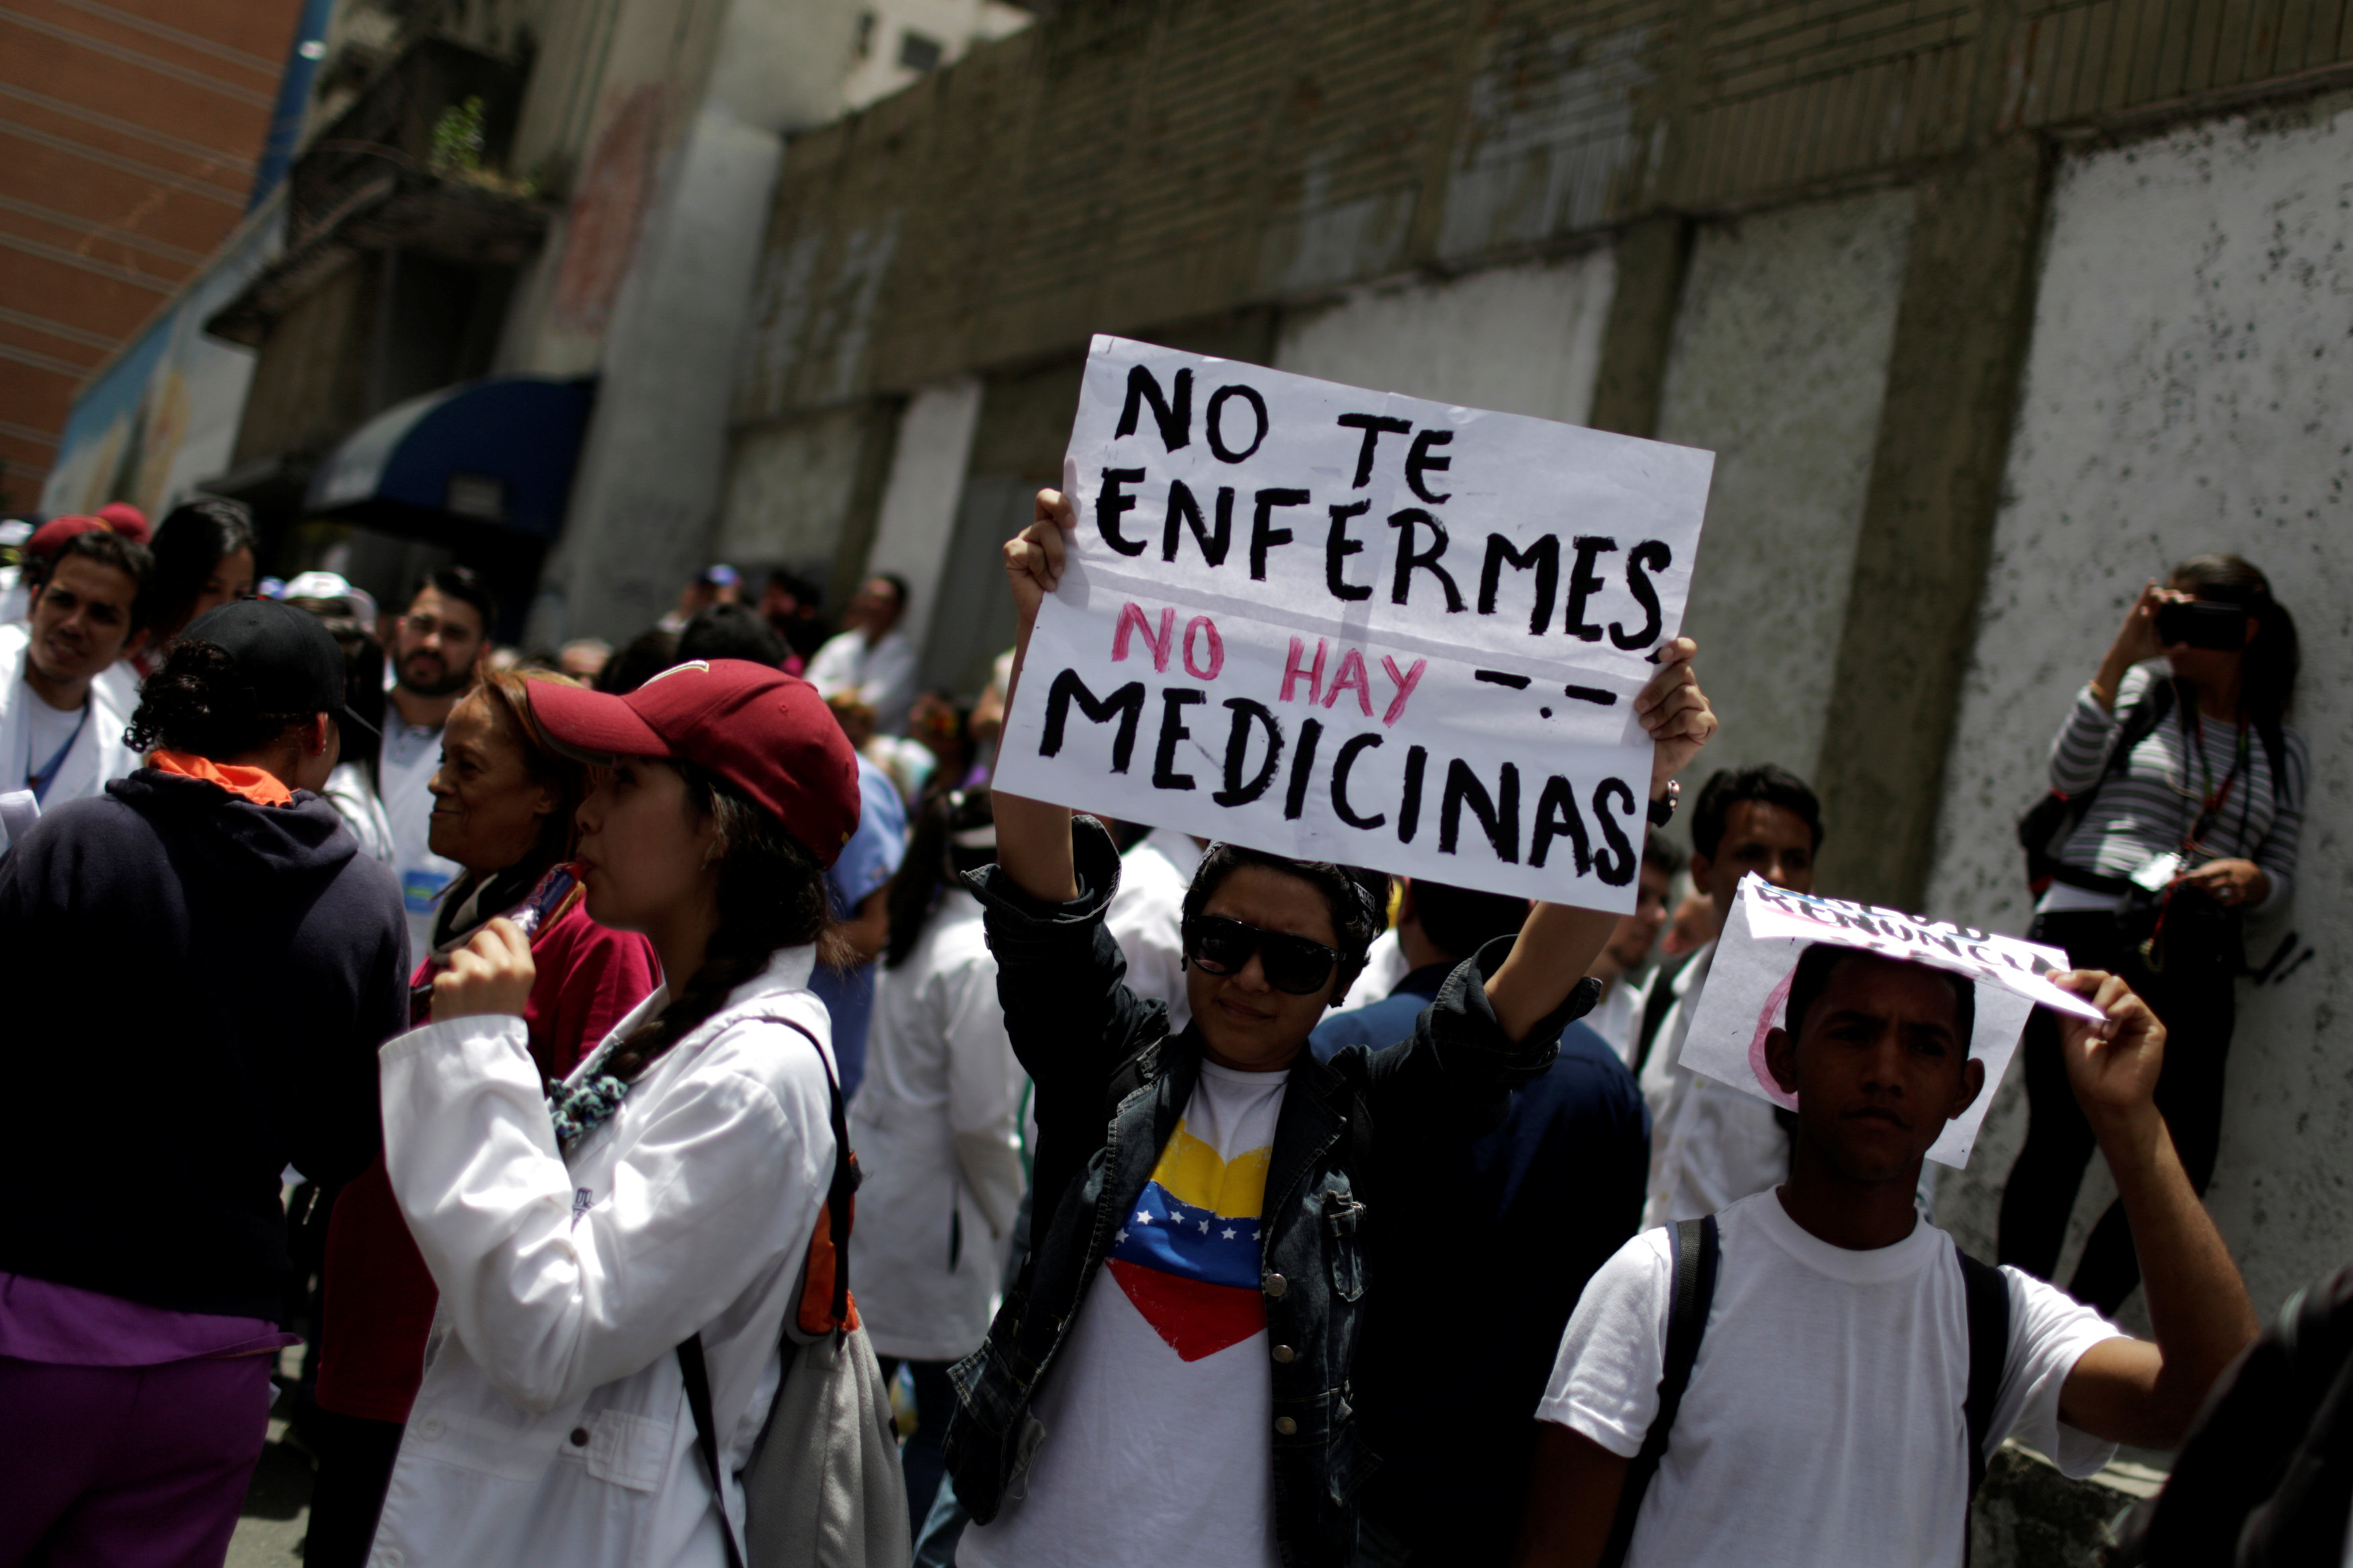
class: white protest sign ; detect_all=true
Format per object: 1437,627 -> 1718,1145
994,335 -> 1716,911
1678,876 -> 2106,1166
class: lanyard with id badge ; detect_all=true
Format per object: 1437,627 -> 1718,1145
2129,710 -> 2252,970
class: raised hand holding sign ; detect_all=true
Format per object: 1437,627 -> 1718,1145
994,336 -> 1716,913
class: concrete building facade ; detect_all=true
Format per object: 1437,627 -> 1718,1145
165,0 -> 887,632
35,0 -> 1033,620
709,0 -> 2353,1334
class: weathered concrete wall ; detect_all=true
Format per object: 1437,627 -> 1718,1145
530,106 -> 786,642
742,0 -> 2353,425
500,0 -> 864,380
1271,251 -> 1617,425
1814,137 -> 2050,907
1931,94 -> 2353,1329
865,376 -> 984,649
918,356 -> 1085,696
528,0 -> 877,641
1655,187 -> 1916,796
1971,1442 -> 2157,1567
715,404 -> 875,572
732,0 -> 1675,421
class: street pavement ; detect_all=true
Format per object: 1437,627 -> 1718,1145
228,1363 -> 313,1568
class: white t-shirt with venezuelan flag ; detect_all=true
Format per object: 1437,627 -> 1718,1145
958,1060 -> 1287,1568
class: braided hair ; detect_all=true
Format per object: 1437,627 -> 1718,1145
126,638 -> 311,758
598,757 -> 850,1083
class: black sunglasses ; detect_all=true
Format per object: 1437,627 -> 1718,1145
1184,915 -> 1343,996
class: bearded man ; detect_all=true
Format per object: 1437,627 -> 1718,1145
381,568 -> 493,960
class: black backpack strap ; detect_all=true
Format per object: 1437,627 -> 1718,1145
1600,1214 -> 1719,1568
675,1012 -> 855,1568
680,1332 -> 748,1568
1957,1245 -> 2011,1501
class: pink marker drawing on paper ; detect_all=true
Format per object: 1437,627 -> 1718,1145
1748,964 -> 1800,1110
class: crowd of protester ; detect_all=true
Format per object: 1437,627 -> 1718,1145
0,493 -> 2332,1567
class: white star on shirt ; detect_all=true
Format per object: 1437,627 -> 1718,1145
1117,1228 -> 1129,1243
1251,1229 -> 1262,1241
1222,1227 -> 1236,1239
1135,1211 -> 1152,1225
1199,1219 -> 1210,1234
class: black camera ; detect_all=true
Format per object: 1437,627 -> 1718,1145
2154,599 -> 2250,651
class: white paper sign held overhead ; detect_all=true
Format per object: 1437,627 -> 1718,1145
994,335 -> 1716,911
1676,877 -> 2102,1167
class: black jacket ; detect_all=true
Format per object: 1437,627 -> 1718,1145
0,770 -> 407,1322
1334,1009 -> 1648,1563
943,819 -> 1594,1567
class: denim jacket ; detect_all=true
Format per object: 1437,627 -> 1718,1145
942,819 -> 1595,1567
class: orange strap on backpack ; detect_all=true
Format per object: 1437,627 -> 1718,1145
777,1016 -> 861,1337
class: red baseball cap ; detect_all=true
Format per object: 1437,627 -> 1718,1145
95,502 -> 149,542
525,659 -> 862,866
26,515 -> 104,559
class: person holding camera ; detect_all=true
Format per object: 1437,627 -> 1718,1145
1997,554 -> 2305,1313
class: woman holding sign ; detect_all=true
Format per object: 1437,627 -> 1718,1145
934,486 -> 1716,1568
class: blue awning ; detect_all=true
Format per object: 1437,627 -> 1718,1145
307,376 -> 594,538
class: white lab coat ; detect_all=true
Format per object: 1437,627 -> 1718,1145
0,622 -> 137,807
849,891 -> 1027,1363
1638,940 -> 1792,1229
1585,966 -> 1654,1069
1105,825 -> 1203,1030
1334,925 -> 1408,1010
371,948 -> 837,1568
804,627 -> 918,735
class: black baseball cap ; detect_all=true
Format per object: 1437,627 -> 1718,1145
182,597 -> 381,745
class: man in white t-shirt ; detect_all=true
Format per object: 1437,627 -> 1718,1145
379,569 -> 491,960
1107,822 -> 1205,1030
1517,945 -> 2260,1568
1638,764 -> 1822,1229
805,573 -> 918,736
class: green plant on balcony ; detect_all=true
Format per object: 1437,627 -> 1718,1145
428,95 -> 487,173
424,94 -> 537,198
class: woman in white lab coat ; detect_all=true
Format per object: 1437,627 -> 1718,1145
366,661 -> 865,1568
850,786 -> 1028,1519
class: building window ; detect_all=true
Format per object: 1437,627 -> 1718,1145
855,11 -> 875,58
898,30 -> 944,72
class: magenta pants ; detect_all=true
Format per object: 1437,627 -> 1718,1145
0,1354 -> 272,1568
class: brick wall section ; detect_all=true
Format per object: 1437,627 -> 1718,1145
2003,0 -> 2353,124
739,0 -> 2353,424
0,0 -> 302,503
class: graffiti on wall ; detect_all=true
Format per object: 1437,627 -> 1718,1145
549,87 -> 664,336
